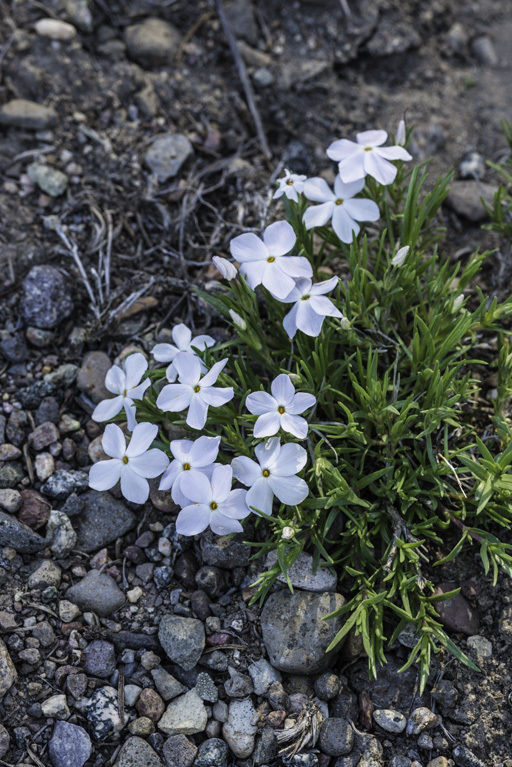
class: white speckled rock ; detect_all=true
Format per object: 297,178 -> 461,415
41,694 -> 70,719
158,689 -> 207,736
222,698 -> 258,758
373,708 -> 407,734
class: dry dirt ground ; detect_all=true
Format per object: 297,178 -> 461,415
1,1 -> 512,766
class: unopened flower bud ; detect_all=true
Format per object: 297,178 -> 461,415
453,294 -> 464,311
213,255 -> 237,280
282,526 -> 295,539
340,317 -> 351,330
392,245 -> 409,267
396,119 -> 406,146
229,309 -> 247,330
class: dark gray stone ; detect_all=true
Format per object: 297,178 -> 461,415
315,671 -> 341,701
195,672 -> 218,703
200,530 -> 251,567
0,334 -> 28,362
158,615 -> 205,671
445,182 -> 498,223
193,738 -> 229,767
18,380 -> 59,409
84,640 -> 116,678
253,726 -> 277,766
162,734 -> 197,767
0,511 -> 46,553
453,745 -> 485,767
261,590 -> 346,674
115,736 -> 161,767
41,470 -> 89,500
49,720 -> 92,767
21,265 -> 74,329
36,397 -> 61,425
66,569 -> 125,616
0,462 -> 24,488
73,490 -> 136,552
319,718 -> 354,756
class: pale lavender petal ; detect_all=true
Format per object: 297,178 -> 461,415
231,456 -> 261,487
375,145 -> 412,161
89,459 -> 121,491
278,255 -> 313,279
159,459 -> 181,491
309,294 -> 343,318
280,413 -> 308,439
189,334 -> 216,352
200,358 -> 228,388
170,439 -> 194,462
271,442 -> 307,475
128,379 -> 151,401
357,129 -> 387,147
287,392 -> 316,415
211,464 -> 233,503
332,205 -> 359,243
124,353 -> 148,389
171,472 -> 198,507
213,255 -> 238,280
263,220 -> 296,257
93,395 -> 124,424
120,467 -> 149,504
309,276 -> 340,295
209,511 -> 243,535
187,395 -> 209,430
129,449 -> 168,478
268,474 -> 309,506
338,154 -> 366,183
200,386 -> 234,407
262,263 -> 297,300
176,504 -> 211,535
239,261 -> 264,290
247,477 -> 274,515
172,323 -> 192,350
102,423 -> 126,459
303,177 -> 335,203
283,304 -> 299,339
280,281 -> 305,303
153,343 -> 178,363
180,470 -> 212,504
105,365 -> 125,394
253,411 -> 281,438
303,202 -> 334,230
295,301 -> 326,336
125,422 -> 158,456
123,401 -> 138,431
364,151 -> 397,185
188,435 -> 221,466
230,232 -> 268,263
156,384 -> 193,412
326,138 -> 359,161
343,197 -> 380,222
166,362 -> 178,382
333,176 -> 365,199
219,488 -> 251,519
174,353 -> 202,385
246,391 -> 277,415
255,437 -> 281,469
271,374 -> 295,405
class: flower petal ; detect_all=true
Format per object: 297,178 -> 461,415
253,411 -> 281,438
220,488 -> 251,519
153,343 -> 178,363
200,386 -> 234,407
172,323 -> 192,350
239,261 -> 264,290
176,504 -> 211,535
123,401 -> 138,431
171,471 -> 200,507
211,464 -> 233,503
343,198 -> 380,222
231,456 -> 261,487
187,395 -> 209,430
209,511 -> 243,535
247,477 -> 274,515
124,353 -> 148,389
170,439 -> 193,462
129,448 -> 168,478
272,442 -> 308,475
303,201 -> 334,231
357,129 -> 387,147
337,154 -> 366,184
188,435 -> 221,467
120,467 -> 149,504
105,365 -> 125,394
278,256 -> 313,279
288,392 -> 316,415
332,205 -> 359,244
255,437 -> 281,469
89,459 -> 121,491
102,423 -> 126,459
262,263 -> 297,300
268,474 -> 309,505
280,412 -> 308,439
246,391 -> 277,415
326,138 -> 359,161
213,255 -> 238,280
174,353 -> 202,385
364,151 -> 397,185
333,176 -> 365,199
283,304 -> 299,339
230,232 -> 268,263
271,374 -> 295,405
92,395 -> 123,423
295,300 -> 327,337
309,295 -> 343,318
375,145 -> 412,161
309,276 -> 340,295
303,177 -> 335,203
159,459 -> 181,491
190,334 -> 216,352
200,358 -> 228,388
126,422 -> 158,455
128,379 -> 151,401
263,220 -> 296,257
156,384 -> 192,412
180,470 -> 212,504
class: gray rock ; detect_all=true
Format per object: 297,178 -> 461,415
0,723 -> 9,758
0,333 -> 28,363
27,163 -> 68,197
0,638 -> 17,698
49,721 -> 92,767
194,738 -> 229,767
224,670 -> 253,698
21,266 -> 74,329
73,490 -> 136,552
158,689 -> 208,736
0,99 -> 58,129
151,666 -> 185,701
446,22 -> 467,55
144,134 -> 193,183
470,35 -> 498,66
452,745 -> 485,767
0,511 -> 46,553
158,615 -> 205,670
41,470 -> 89,500
366,18 -> 420,57
261,590 -> 346,674
348,657 -> 427,710
46,509 -> 77,557
66,569 -> 125,616
115,736 -> 161,767
318,718 -> 353,756
373,708 -> 406,734
125,18 -> 181,67
406,707 -> 438,735
445,182 -> 498,223
84,640 -> 116,678
252,67 -> 274,87
266,550 -> 337,592
0,461 -> 24,488
64,0 -> 93,32
195,672 -> 218,702
123,685 -> 142,707
0,488 -> 22,513
200,530 -> 251,567
253,726 -> 277,765
466,634 -> 492,658
225,0 -> 258,45
77,351 -> 112,403
162,734 -> 197,767
223,697 -> 258,759
200,649 -> 228,672
41,694 -> 70,719
28,560 -> 62,589
18,380 -> 58,409
314,671 -> 340,701
248,658 -> 282,695
87,686 -> 123,740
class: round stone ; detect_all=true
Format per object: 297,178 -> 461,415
318,718 -> 354,756
373,708 -> 407,734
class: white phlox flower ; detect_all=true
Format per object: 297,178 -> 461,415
273,169 -> 307,203
232,437 -> 308,516
303,177 -> 380,244
392,245 -> 410,267
156,355 -> 234,430
89,423 -> 168,504
212,256 -> 238,281
92,352 -> 150,431
229,220 -> 312,300
327,129 -> 412,186
159,435 -> 221,506
152,323 -> 216,382
246,373 -> 316,439
175,464 -> 250,536
279,276 -> 343,339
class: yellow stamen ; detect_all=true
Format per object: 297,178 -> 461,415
286,179 -> 294,186
301,295 -> 310,301
335,199 -> 343,205
183,463 -> 191,471
262,469 -> 270,478
267,256 -> 275,263
278,406 -> 285,414
364,147 -> 372,152
123,456 -> 129,464
194,385 -> 201,393
210,501 -> 218,510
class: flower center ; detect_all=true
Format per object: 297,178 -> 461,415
122,456 -> 129,464
286,179 -> 294,186
123,389 -> 128,396
267,256 -> 275,263
210,501 -> 218,510
183,463 -> 191,471
262,469 -> 270,478
364,147 -> 373,152
194,385 -> 201,393
301,294 -> 310,301
335,199 -> 343,205
278,406 -> 285,414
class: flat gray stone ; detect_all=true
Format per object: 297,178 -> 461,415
223,697 -> 258,759
115,736 -> 161,767
445,181 -> 498,222
158,689 -> 207,736
21,266 -> 74,330
0,99 -> 58,129
200,530 -> 251,567
248,658 -> 282,695
125,18 -> 181,67
49,721 -> 91,767
265,550 -> 337,592
0,639 -> 17,698
73,490 -> 136,552
66,569 -> 125,616
158,615 -> 205,670
0,510 -> 46,553
27,163 -> 68,197
261,590 -> 346,674
144,134 -> 193,182
77,351 -> 112,403
162,734 -> 197,767
151,666 -> 185,701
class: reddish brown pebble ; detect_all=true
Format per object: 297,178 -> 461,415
60,621 -> 83,636
266,710 -> 287,727
136,687 -> 165,722
29,421 -> 59,450
359,690 -> 374,730
18,488 -> 51,530
206,633 -> 230,646
135,531 -> 155,548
